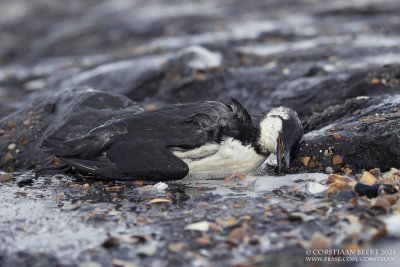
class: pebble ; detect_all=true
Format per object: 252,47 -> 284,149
0,172 -> 13,183
196,202 -> 211,208
327,174 -> 351,183
185,221 -> 210,232
121,235 -> 147,244
325,167 -> 333,174
265,153 -> 277,167
153,182 -> 168,191
370,198 -> 391,214
149,198 -> 172,204
329,190 -> 355,202
282,68 -> 291,75
360,171 -> 377,185
300,157 -> 310,167
4,152 -> 12,162
8,143 -> 16,150
79,262 -> 101,267
102,237 -> 120,248
17,178 -> 33,187
245,178 -> 259,190
287,212 -> 315,222
382,168 -> 400,182
140,185 -> 153,191
111,259 -> 138,267
216,217 -> 237,227
229,228 -> 247,241
369,168 -> 381,176
308,232 -> 332,250
61,200 -> 83,211
304,182 -> 328,195
168,242 -> 188,253
196,236 -> 212,245
332,155 -> 343,165
354,183 -> 380,198
7,120 -> 16,128
136,243 -> 157,256
176,46 -> 222,70
382,194 -> 399,205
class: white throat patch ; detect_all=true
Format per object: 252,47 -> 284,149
259,116 -> 282,154
258,107 -> 290,154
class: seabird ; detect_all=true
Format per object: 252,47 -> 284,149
40,99 -> 303,180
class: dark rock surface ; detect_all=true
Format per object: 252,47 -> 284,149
290,94 -> 400,173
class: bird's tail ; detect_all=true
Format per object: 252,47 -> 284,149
41,119 -> 127,158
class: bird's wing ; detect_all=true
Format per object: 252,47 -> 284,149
118,101 -> 229,149
130,99 -> 257,148
226,98 -> 256,142
60,140 -> 189,181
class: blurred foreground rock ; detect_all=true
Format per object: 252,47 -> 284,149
0,87 -> 142,171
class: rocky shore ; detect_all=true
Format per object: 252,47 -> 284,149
1,0 -> 400,266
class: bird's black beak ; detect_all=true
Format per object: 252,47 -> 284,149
276,135 -> 290,173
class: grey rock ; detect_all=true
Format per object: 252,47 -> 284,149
62,56 -> 167,98
0,172 -> 12,183
165,45 -> 222,73
286,212 -> 316,222
61,200 -> 83,211
136,243 -> 157,257
329,190 -> 355,202
325,167 -> 333,174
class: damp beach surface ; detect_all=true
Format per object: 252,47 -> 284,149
1,170 -> 400,267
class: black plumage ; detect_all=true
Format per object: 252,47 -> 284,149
41,99 -> 262,180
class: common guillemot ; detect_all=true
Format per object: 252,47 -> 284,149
40,99 -> 303,180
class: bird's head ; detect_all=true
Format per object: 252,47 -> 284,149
258,107 -> 303,173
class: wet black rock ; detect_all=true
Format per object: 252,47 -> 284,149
354,182 -> 398,199
304,65 -> 400,131
62,55 -> 166,99
16,177 -> 34,187
291,94 -> 400,173
0,87 -> 142,171
155,63 -> 400,119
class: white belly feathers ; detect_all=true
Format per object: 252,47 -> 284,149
171,138 -> 266,173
